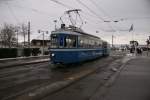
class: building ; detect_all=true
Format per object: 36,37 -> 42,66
31,39 -> 50,54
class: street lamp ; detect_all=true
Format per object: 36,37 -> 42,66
53,20 -> 57,30
146,38 -> 150,56
38,30 -> 49,55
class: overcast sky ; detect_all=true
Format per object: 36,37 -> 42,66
0,0 -> 150,44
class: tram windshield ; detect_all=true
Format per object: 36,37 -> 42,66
51,34 -> 77,48
64,35 -> 77,48
51,34 -> 58,48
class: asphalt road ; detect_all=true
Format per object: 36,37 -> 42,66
99,56 -> 150,100
0,55 -> 122,100
40,52 -> 150,100
41,56 -> 128,100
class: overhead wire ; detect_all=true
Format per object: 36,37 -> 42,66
48,0 -> 82,28
5,0 -> 117,32
48,0 -> 111,31
6,0 -> 75,20
49,0 -> 74,9
4,1 -> 55,40
6,3 -> 53,17
123,16 -> 150,21
88,0 -> 150,32
80,14 -> 106,31
89,0 -> 112,20
20,0 -> 119,33
88,0 -> 118,32
4,2 -> 20,24
49,0 -> 106,23
76,0 -> 104,22
48,0 -> 103,23
48,0 -> 74,27
76,0 -> 116,32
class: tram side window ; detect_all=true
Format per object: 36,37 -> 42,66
89,39 -> 95,48
79,40 -> 84,48
102,42 -> 107,48
64,35 -> 76,48
51,34 -> 58,48
79,36 -> 94,48
98,41 -> 102,47
78,36 -> 84,48
78,36 -> 102,48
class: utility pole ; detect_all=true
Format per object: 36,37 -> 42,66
17,31 -> 18,47
112,35 -> 114,48
15,26 -> 19,47
28,21 -> 30,48
42,32 -> 44,55
146,37 -> 150,56
38,30 -> 48,55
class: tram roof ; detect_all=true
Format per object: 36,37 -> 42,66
73,30 -> 100,39
51,29 -> 101,40
51,30 -> 81,35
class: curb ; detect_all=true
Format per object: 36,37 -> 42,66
90,56 -> 135,100
0,59 -> 49,69
105,56 -> 133,87
0,55 -> 49,62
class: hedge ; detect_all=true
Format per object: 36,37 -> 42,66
0,48 -> 32,58
32,48 -> 40,56
23,48 -> 32,57
0,48 -> 47,58
0,48 -> 17,58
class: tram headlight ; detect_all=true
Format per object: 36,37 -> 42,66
51,53 -> 55,57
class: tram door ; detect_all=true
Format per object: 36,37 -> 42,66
59,37 -> 63,48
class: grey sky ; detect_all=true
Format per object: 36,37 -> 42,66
0,0 -> 150,44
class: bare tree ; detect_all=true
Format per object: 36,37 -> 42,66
14,26 -> 20,47
20,24 -> 28,47
0,23 -> 16,48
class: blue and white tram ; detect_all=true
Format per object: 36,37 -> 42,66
49,25 -> 110,64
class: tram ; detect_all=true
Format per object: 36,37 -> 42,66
49,9 -> 110,65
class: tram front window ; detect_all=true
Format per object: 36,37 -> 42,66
64,35 -> 76,48
51,34 -> 58,48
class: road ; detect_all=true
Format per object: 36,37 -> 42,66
90,56 -> 150,100
41,55 -> 131,100
0,51 -> 128,100
41,51 -> 150,100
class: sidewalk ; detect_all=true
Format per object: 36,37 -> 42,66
100,56 -> 150,100
0,56 -> 49,69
